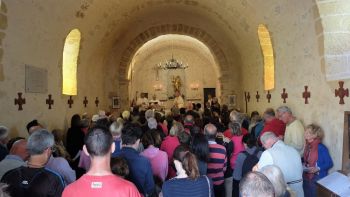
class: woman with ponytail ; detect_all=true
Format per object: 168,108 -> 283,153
161,145 -> 214,197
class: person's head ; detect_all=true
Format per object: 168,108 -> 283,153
276,106 -> 294,124
51,129 -> 64,144
260,165 -> 287,197
121,124 -> 143,149
260,132 -> 278,149
145,109 -> 155,120
228,121 -> 242,136
191,133 -> 209,162
141,131 -> 155,148
150,129 -> 162,148
263,108 -> 275,122
239,171 -> 275,197
251,111 -> 260,119
173,145 -> 199,180
147,118 -> 157,129
184,114 -> 194,125
27,129 -> 54,160
26,120 -> 41,133
71,114 -> 81,128
196,103 -> 202,109
242,134 -> 256,149
110,121 -> 123,138
84,126 -> 114,158
178,131 -> 191,146
0,126 -> 9,144
122,111 -> 130,120
7,137 -> 25,150
10,139 -> 29,161
175,90 -> 180,97
204,123 -> 217,141
110,156 -> 129,178
230,110 -> 243,124
305,124 -> 324,143
169,121 -> 184,137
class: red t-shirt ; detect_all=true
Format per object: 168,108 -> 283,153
223,127 -> 248,139
62,174 -> 140,197
260,118 -> 286,138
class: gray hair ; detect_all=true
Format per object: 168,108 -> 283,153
145,109 -> 155,120
147,118 -> 158,129
0,126 -> 9,141
27,129 -> 54,155
239,171 -> 274,197
230,111 -> 243,124
260,132 -> 277,145
276,106 -> 292,115
260,165 -> 287,197
110,121 -> 123,136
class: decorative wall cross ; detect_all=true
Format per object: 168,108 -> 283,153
246,92 -> 251,102
83,96 -> 88,107
302,86 -> 311,104
266,90 -> 271,103
335,81 -> 349,104
14,92 -> 25,111
256,91 -> 260,102
95,97 -> 99,107
281,88 -> 288,103
46,94 -> 54,109
67,96 -> 74,108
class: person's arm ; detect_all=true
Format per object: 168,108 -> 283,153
317,144 -> 333,173
144,160 -> 155,196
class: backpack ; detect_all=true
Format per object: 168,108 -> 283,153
241,148 -> 260,177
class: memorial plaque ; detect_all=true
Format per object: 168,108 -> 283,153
25,65 -> 48,93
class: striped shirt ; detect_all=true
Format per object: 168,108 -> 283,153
207,141 -> 227,185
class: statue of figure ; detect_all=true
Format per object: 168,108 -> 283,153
172,75 -> 182,92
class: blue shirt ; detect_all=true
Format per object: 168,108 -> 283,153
162,176 -> 214,197
115,147 -> 155,196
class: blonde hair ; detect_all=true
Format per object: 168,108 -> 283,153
305,124 -> 324,140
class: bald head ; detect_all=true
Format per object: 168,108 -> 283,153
10,139 -> 29,161
204,124 -> 217,140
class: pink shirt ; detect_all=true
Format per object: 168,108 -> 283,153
230,135 -> 245,169
140,146 -> 168,181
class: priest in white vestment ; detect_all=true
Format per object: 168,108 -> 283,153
173,90 -> 184,109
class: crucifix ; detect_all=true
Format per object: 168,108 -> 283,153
256,91 -> 260,102
67,96 -> 74,108
83,96 -> 88,108
335,81 -> 349,105
14,92 -> 25,111
281,88 -> 288,103
266,90 -> 271,103
46,94 -> 54,109
95,97 -> 99,107
244,92 -> 250,113
302,86 -> 311,104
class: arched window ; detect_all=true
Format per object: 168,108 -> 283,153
258,24 -> 275,91
62,29 -> 81,95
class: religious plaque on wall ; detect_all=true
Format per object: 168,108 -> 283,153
25,65 -> 48,93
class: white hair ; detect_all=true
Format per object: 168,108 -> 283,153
276,106 -> 292,115
260,132 -> 277,145
147,118 -> 157,129
260,165 -> 287,197
145,109 -> 155,120
110,121 -> 123,136
0,126 -> 9,141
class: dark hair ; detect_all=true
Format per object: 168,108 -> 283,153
84,126 -> 113,157
264,108 -> 275,117
26,120 -> 39,132
178,132 -> 191,146
242,134 -> 256,148
71,114 -> 81,128
154,112 -> 162,123
173,145 -> 199,180
121,124 -> 143,145
95,118 -> 111,128
191,133 -> 209,162
150,130 -> 162,148
111,156 -> 129,178
196,103 -> 201,109
142,131 -> 154,148
251,111 -> 260,118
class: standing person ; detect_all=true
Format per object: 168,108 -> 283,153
259,108 -> 286,142
254,132 -> 304,197
115,125 -> 155,196
191,133 -> 209,176
161,145 -> 214,197
62,126 -> 140,197
303,124 -> 333,197
2,129 -> 65,197
0,126 -> 9,161
66,114 -> 84,166
0,139 -> 28,179
276,106 -> 304,155
173,90 -> 185,109
205,124 -> 227,197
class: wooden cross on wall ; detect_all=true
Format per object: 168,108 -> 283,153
281,88 -> 288,103
46,94 -> 54,109
246,92 -> 251,102
302,86 -> 311,104
95,97 -> 99,107
266,90 -> 271,103
14,92 -> 25,111
256,91 -> 260,102
67,96 -> 74,108
83,96 -> 88,108
335,81 -> 349,104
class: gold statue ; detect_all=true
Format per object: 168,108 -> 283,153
172,76 -> 182,92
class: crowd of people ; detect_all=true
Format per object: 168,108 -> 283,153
0,101 -> 334,197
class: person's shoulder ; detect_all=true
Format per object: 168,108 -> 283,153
318,143 -> 329,151
1,166 -> 21,180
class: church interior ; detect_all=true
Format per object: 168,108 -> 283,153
1,0 -> 350,195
